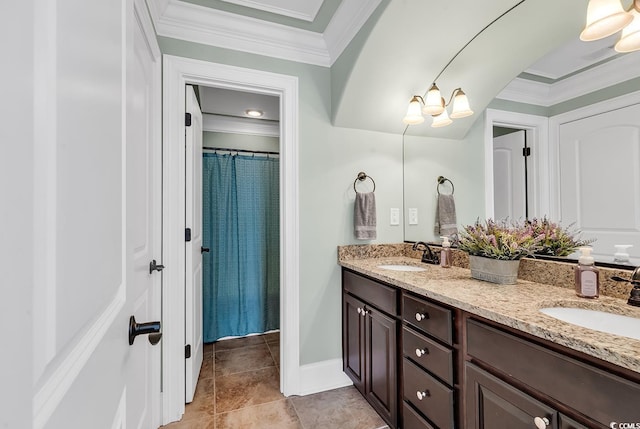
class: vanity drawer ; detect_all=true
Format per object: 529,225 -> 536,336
403,326 -> 454,385
402,402 -> 435,429
466,319 -> 640,427
343,270 -> 397,315
403,358 -> 454,429
403,293 -> 452,345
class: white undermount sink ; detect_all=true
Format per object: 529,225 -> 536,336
539,307 -> 640,341
377,264 -> 427,272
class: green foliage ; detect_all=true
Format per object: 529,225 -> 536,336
458,218 -> 595,260
528,217 -> 595,257
458,219 -> 542,260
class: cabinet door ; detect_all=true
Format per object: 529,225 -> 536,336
343,292 -> 366,394
465,363 -> 558,429
366,306 -> 398,428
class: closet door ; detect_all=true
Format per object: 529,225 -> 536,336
558,103 -> 640,262
185,85 -> 204,403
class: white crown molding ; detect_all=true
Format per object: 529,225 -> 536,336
153,0 -> 380,67
221,0 -> 322,22
146,0 -> 170,25
496,78 -> 550,106
497,53 -> 640,107
202,113 -> 280,137
156,0 -> 330,66
324,0 -> 382,63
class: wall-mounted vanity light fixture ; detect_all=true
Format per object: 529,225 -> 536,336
402,1 -> 526,128
580,0 -> 640,53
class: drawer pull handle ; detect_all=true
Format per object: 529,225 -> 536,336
416,390 -> 430,400
415,348 -> 429,357
415,312 -> 429,321
533,417 -> 549,429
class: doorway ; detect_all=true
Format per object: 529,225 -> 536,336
161,55 -> 300,424
492,127 -> 531,221
484,109 -> 550,221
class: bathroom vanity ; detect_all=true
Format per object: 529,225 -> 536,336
340,252 -> 640,429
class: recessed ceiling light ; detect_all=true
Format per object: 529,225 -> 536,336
245,109 -> 263,118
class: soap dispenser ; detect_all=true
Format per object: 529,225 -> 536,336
575,247 -> 599,298
440,236 -> 452,268
613,244 -> 633,263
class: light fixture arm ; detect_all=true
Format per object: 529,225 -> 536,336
427,1 -> 526,87
443,88 -> 463,108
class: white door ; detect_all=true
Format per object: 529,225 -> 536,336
185,85 -> 204,402
493,130 -> 530,222
558,103 -> 640,263
28,1 -> 162,428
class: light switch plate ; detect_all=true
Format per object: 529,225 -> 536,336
390,208 -> 400,225
409,208 -> 418,225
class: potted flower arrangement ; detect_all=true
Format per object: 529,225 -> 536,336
528,216 -> 594,257
458,219 -> 542,284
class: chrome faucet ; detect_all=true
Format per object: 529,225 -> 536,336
412,241 -> 439,265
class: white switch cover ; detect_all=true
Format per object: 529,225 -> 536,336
390,208 -> 400,225
409,208 -> 419,225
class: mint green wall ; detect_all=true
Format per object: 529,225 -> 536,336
403,117 -> 486,242
159,37 -> 404,365
203,132 -> 279,153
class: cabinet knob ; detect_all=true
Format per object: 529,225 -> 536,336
415,312 -> 428,321
357,307 -> 362,314
415,348 -> 429,358
416,390 -> 430,400
533,417 -> 550,429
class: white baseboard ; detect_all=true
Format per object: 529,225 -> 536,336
297,358 -> 353,396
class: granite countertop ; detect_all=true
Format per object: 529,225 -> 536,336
339,256 -> 640,374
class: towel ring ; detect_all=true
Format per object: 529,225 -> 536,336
354,172 -> 376,193
437,176 -> 454,195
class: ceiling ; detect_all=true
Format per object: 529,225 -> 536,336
164,0 -> 636,138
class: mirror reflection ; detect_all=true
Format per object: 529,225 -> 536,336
403,34 -> 640,266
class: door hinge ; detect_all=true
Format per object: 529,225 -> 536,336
522,147 -> 531,157
185,344 -> 191,359
185,228 -> 192,242
185,112 -> 192,127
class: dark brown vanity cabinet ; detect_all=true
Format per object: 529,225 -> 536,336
342,270 -> 398,428
342,267 -> 640,429
401,293 -> 456,429
465,317 -> 640,429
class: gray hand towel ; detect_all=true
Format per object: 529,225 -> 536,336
354,192 -> 377,240
434,193 -> 458,237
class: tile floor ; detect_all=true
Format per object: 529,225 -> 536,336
162,332 -> 388,429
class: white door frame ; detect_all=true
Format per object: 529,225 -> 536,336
162,55 -> 300,423
484,109 -> 550,220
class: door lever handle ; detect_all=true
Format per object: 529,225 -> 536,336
201,247 -> 210,253
149,259 -> 165,274
129,316 -> 162,345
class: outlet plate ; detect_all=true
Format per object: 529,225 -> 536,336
390,208 -> 400,225
409,208 -> 418,225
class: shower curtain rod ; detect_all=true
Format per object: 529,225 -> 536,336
203,146 -> 279,156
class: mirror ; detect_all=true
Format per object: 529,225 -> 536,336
403,34 -> 640,267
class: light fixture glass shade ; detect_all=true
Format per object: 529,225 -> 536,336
402,96 -> 425,125
423,83 -> 445,116
450,89 -> 474,119
615,9 -> 640,52
431,108 -> 453,128
580,0 -> 633,41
